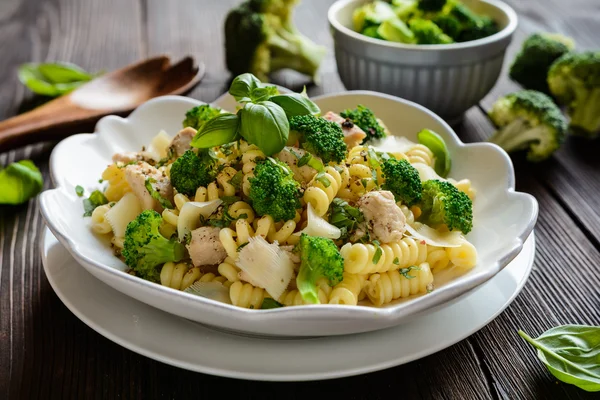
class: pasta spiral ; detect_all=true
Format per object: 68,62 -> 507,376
340,237 -> 428,274
303,166 -> 344,216
426,247 -> 451,272
241,145 -> 265,196
446,241 -> 478,271
329,273 -> 367,305
229,281 -> 266,309
365,262 -> 434,306
160,262 -> 231,290
90,204 -> 112,234
102,163 -> 131,202
405,144 -> 434,166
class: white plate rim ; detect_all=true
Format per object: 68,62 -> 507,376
41,227 -> 535,381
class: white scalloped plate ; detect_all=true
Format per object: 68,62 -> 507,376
41,227 -> 535,381
38,90 -> 538,337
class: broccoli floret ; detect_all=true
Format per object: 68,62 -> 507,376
329,198 -> 365,241
420,179 -> 473,234
548,51 -> 600,138
408,18 -> 453,44
296,233 -> 344,304
509,33 -> 575,95
376,16 -> 416,43
248,158 -> 302,221
381,158 -> 422,206
439,3 -> 497,42
340,105 -> 387,143
289,115 -> 347,163
417,0 -> 446,12
353,1 -> 397,32
182,105 -> 222,130
362,26 -> 383,39
169,150 -> 219,196
122,210 -> 186,283
224,0 -> 326,82
487,90 -> 567,162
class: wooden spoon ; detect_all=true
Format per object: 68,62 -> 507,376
0,55 -> 205,152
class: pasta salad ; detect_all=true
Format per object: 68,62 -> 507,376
83,73 -> 477,309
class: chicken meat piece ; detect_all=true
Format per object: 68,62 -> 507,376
357,190 -> 406,243
124,161 -> 174,212
275,147 -> 318,183
323,111 -> 366,149
169,127 -> 196,157
112,151 -> 139,164
187,227 -> 227,267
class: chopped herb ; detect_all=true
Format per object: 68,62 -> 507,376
75,185 -> 84,197
399,265 -> 421,280
261,298 -> 284,309
372,240 -> 382,264
220,195 -> 241,206
393,257 -> 400,265
289,148 -> 302,160
229,171 -> 244,190
329,198 -> 365,241
98,179 -> 104,184
315,172 -> 331,188
297,152 -> 324,172
238,213 -> 248,219
220,142 -> 236,156
237,242 -> 250,250
82,190 -> 108,217
361,178 -> 369,189
144,178 -> 173,209
334,165 -> 344,173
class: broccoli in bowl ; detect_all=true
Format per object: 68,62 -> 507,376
353,0 -> 499,45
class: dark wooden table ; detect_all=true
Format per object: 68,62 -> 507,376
1,0 -> 599,398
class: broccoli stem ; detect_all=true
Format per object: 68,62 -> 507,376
570,88 -> 600,137
296,266 -> 321,304
268,28 -> 325,81
488,118 -> 530,151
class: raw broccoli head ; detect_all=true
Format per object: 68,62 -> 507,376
224,0 -> 326,82
296,233 -> 344,304
381,158 -> 422,206
441,3 -> 498,42
353,1 -> 397,32
548,51 -> 600,138
487,90 -> 567,162
509,33 -> 575,95
289,115 -> 347,163
182,105 -> 222,130
340,105 -> 387,143
420,179 -> 473,234
408,18 -> 453,44
122,210 -> 186,283
248,158 -> 302,221
417,0 -> 446,12
169,149 -> 219,196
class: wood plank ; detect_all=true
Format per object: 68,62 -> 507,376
456,108 -> 600,399
475,0 -> 600,245
0,0 -> 143,399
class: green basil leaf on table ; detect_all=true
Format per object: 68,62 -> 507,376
269,93 -> 321,118
518,325 -> 600,392
229,73 -> 262,103
417,129 -> 451,178
18,62 -> 94,97
82,190 -> 108,217
191,113 -> 241,148
239,101 -> 289,156
0,160 -> 44,205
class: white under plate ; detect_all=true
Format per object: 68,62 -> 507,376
41,227 -> 535,381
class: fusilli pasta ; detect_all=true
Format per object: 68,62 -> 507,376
340,237 -> 428,274
365,262 -> 434,306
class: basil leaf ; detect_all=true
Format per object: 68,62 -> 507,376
38,62 -> 93,83
191,113 -> 240,149
261,298 -> 284,309
239,101 -> 289,156
251,85 -> 279,103
269,93 -> 321,118
18,62 -> 94,97
0,160 -> 44,205
417,129 -> 451,178
519,325 -> 600,392
229,73 -> 262,103
83,190 -> 108,217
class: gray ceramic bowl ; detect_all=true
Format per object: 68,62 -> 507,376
328,0 -> 518,123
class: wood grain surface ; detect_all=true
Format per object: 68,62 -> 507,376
1,0 -> 599,399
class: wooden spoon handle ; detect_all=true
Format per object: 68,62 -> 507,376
0,99 -> 99,153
